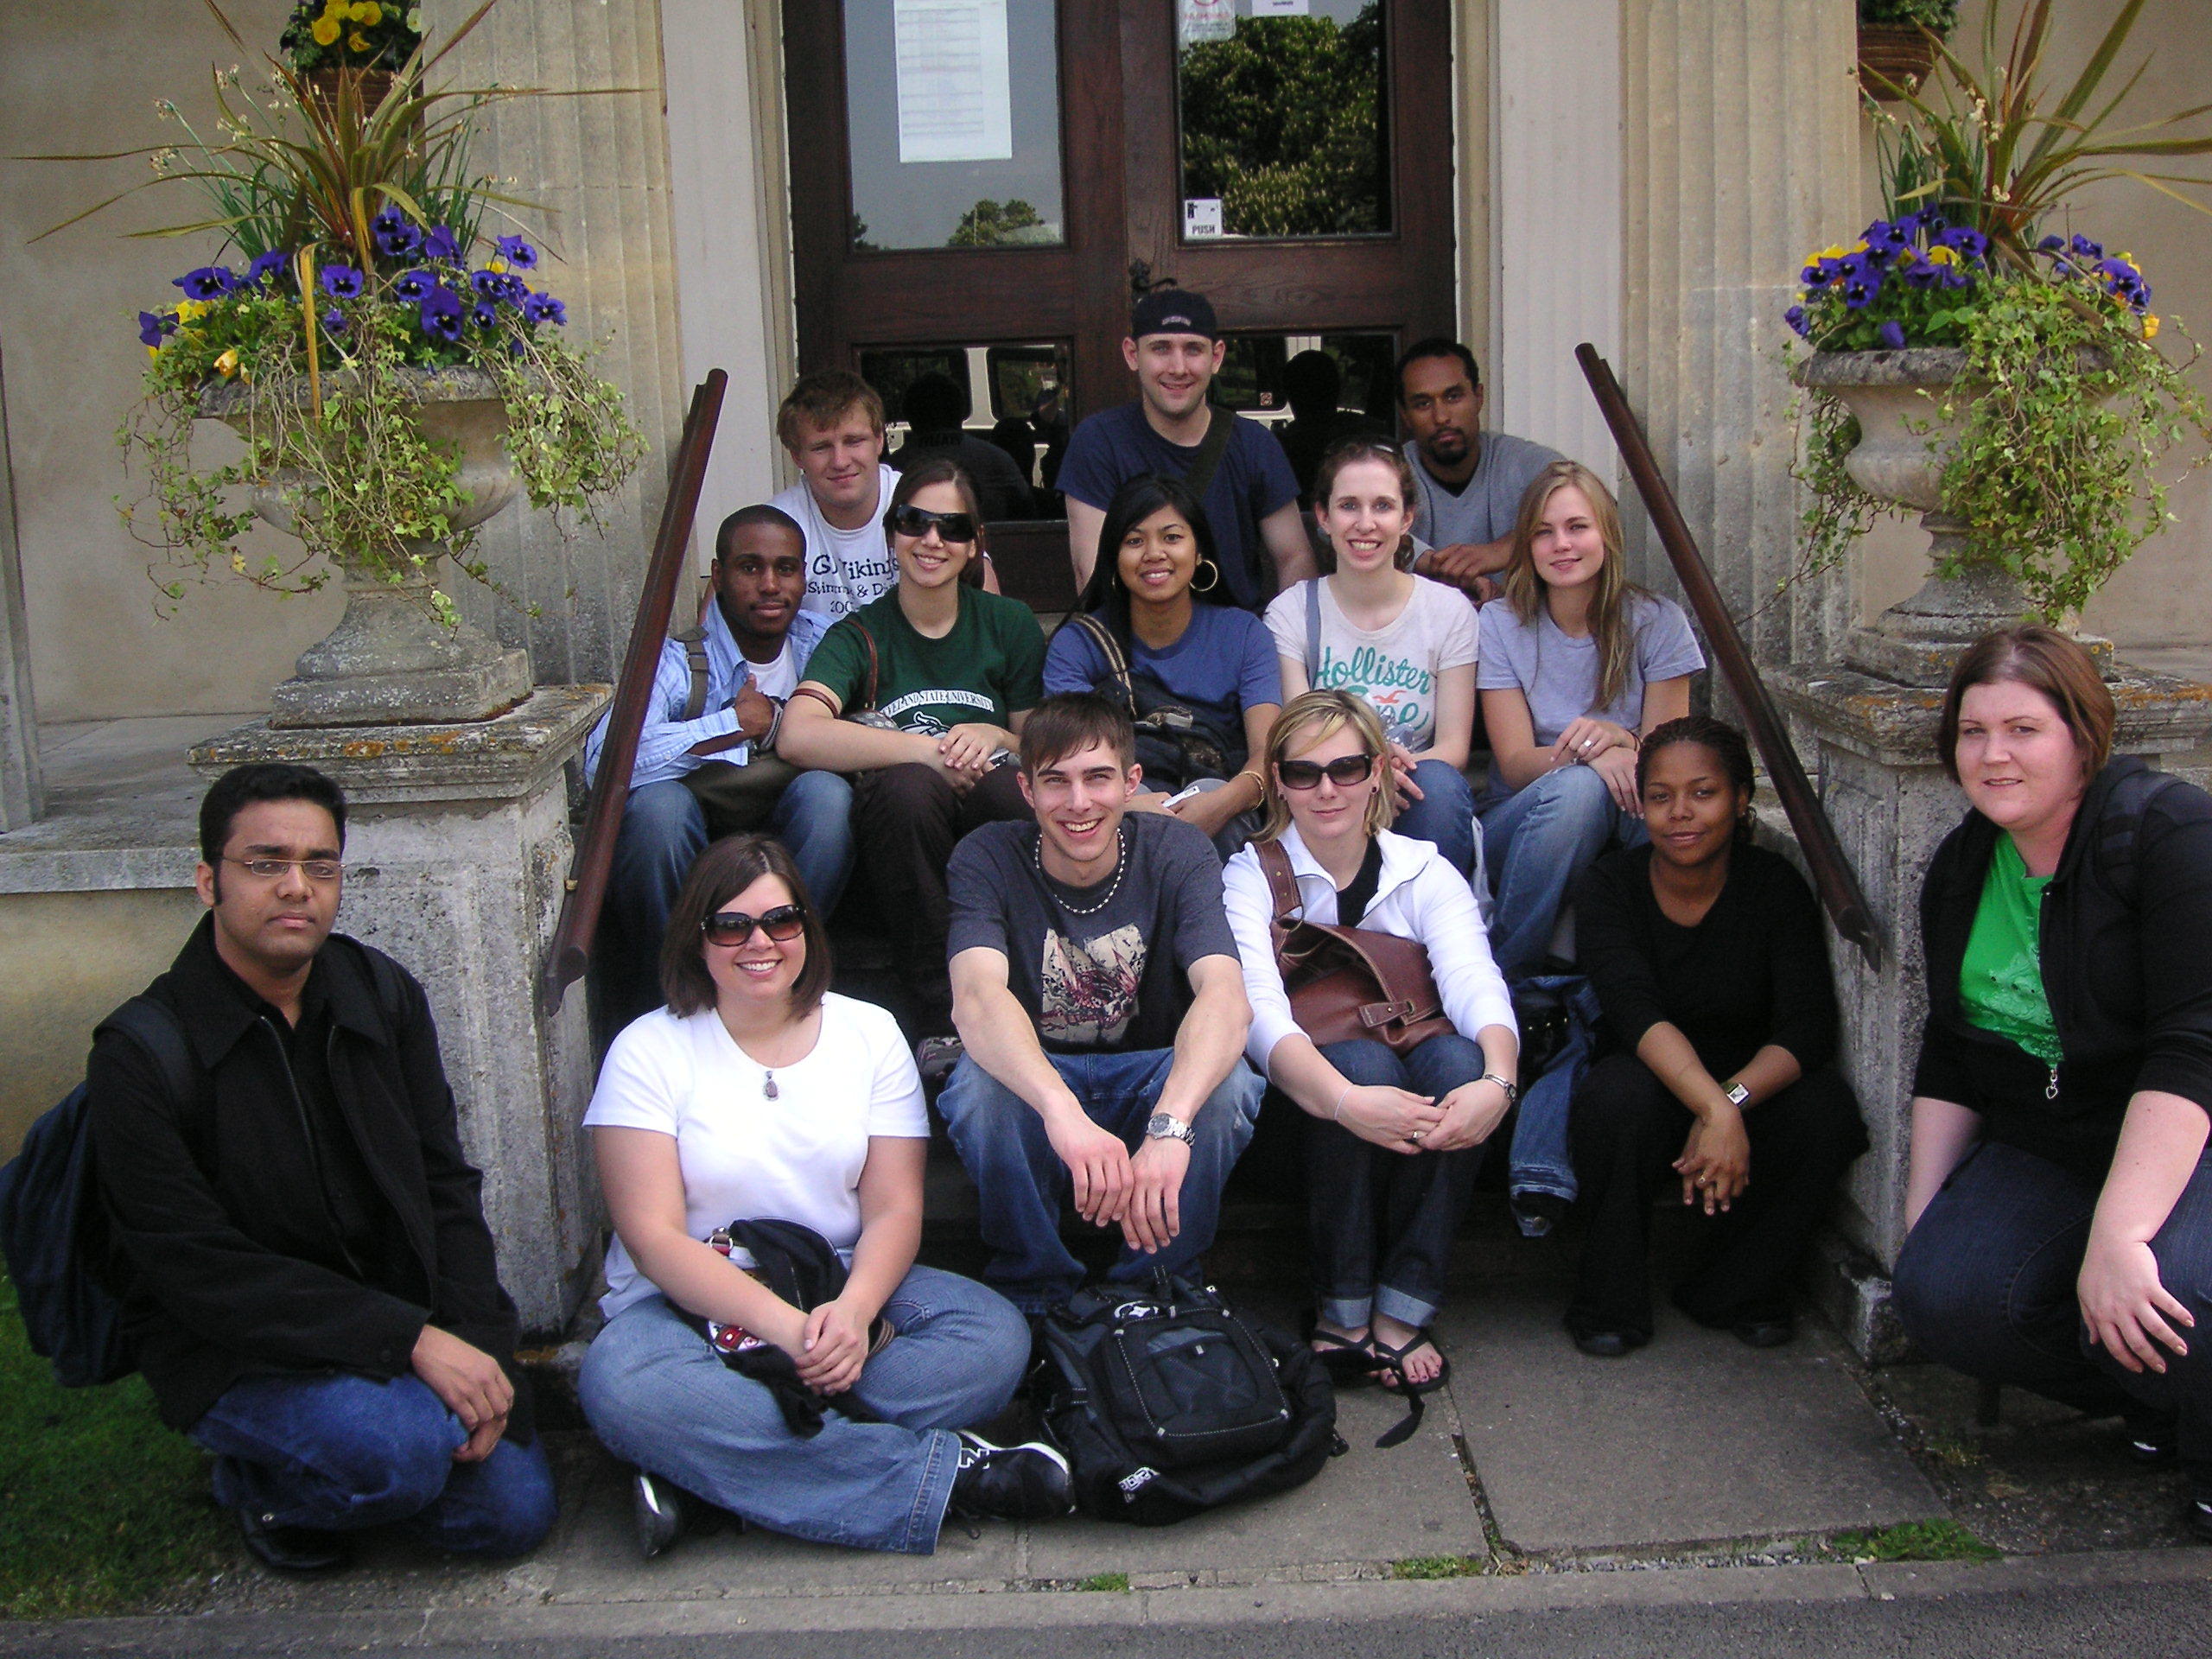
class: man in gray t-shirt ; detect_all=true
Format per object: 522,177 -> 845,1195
937,695 -> 1264,1313
1396,339 -> 1565,601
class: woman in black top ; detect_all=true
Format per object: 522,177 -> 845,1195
1893,627 -> 2212,1541
1564,716 -> 1866,1356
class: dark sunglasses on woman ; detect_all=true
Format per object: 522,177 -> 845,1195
1275,753 -> 1377,791
702,904 -> 809,946
888,504 -> 977,543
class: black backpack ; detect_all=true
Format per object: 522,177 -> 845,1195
1034,1269 -> 1342,1526
0,998 -> 192,1388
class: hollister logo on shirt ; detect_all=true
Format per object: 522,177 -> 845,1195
1314,645 -> 1434,739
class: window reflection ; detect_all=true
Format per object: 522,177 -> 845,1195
860,343 -> 1072,518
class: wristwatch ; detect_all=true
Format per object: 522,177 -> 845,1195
1481,1072 -> 1520,1107
1144,1112 -> 1196,1145
1723,1081 -> 1751,1109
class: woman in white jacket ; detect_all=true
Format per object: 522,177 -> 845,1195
1223,690 -> 1518,1409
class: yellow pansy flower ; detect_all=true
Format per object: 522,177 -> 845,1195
1820,244 -> 1850,262
2145,315 -> 2162,340
1926,244 -> 1958,266
214,348 -> 240,379
146,344 -> 161,360
312,15 -> 340,45
354,2 -> 383,24
175,299 -> 210,323
349,30 -> 372,52
486,257 -> 508,275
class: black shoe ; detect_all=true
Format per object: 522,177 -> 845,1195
1572,1327 -> 1638,1359
1509,1192 -> 1570,1239
1732,1317 -> 1796,1350
2189,1465 -> 2212,1544
950,1430 -> 1074,1522
632,1469 -> 683,1560
2126,1407 -> 2179,1466
236,1505 -> 350,1574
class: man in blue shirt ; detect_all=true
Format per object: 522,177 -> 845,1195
582,505 -> 849,1027
1057,289 -> 1314,610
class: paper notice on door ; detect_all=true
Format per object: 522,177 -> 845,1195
894,0 -> 1014,164
1185,198 -> 1224,239
1250,0 -> 1310,14
1179,0 -> 1235,47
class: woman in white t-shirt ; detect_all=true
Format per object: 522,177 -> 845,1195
1266,437 -> 1483,886
1475,460 -> 1706,974
575,835 -> 1070,1558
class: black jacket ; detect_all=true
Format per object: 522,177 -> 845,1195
1912,755 -> 2212,1180
86,917 -> 524,1433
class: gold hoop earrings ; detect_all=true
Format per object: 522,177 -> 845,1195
1190,557 -> 1222,594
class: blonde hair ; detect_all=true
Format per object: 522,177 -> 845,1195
1257,690 -> 1396,842
1501,460 -> 1642,711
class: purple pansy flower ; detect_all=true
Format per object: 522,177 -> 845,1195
174,266 -> 237,300
1783,304 -> 1810,340
418,285 -> 466,343
320,264 -> 365,300
1936,226 -> 1988,262
1878,320 -> 1907,350
470,269 -> 509,301
494,235 -> 539,271
1864,219 -> 1910,262
422,225 -> 461,263
321,308 -> 349,334
521,291 -> 567,327
243,250 -> 291,288
392,269 -> 437,302
137,309 -> 176,346
2070,234 -> 2105,260
472,300 -> 500,330
372,209 -> 423,260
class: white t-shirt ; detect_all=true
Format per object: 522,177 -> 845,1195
772,465 -> 900,622
583,994 -> 929,1319
1264,575 -> 1478,753
741,637 -> 799,702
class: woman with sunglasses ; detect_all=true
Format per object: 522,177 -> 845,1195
781,458 -> 1047,1071
1267,437 -> 1482,886
1046,474 -> 1281,858
1222,690 -> 1518,1406
578,835 -> 1071,1558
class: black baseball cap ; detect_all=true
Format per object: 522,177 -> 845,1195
1129,288 -> 1219,343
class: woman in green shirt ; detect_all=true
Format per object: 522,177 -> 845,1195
781,459 -> 1046,1069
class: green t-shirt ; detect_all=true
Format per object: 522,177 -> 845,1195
1960,835 -> 2062,1065
803,586 -> 1046,738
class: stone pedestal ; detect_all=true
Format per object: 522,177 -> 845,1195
1769,661 -> 2212,1354
188,684 -> 611,1337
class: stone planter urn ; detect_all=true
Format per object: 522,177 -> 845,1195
198,366 -> 533,728
1792,347 -> 2107,688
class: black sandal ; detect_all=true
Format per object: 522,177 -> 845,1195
1304,1317 -> 1381,1389
1368,1328 -> 1449,1449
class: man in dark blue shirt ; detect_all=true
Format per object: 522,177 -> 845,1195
1056,289 -> 1313,610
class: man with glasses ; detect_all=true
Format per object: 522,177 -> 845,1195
84,763 -> 555,1575
1058,289 -> 1315,609
1395,338 -> 1565,601
936,695 -> 1264,1313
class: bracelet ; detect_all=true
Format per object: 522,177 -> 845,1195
1332,1084 -> 1353,1122
1235,767 -> 1265,797
759,696 -> 786,753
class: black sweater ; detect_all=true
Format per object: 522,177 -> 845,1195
1912,756 -> 2212,1181
1573,842 -> 1839,1082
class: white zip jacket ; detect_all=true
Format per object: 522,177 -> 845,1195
1221,826 -> 1516,1077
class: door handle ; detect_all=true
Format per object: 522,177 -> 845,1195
1128,258 -> 1178,296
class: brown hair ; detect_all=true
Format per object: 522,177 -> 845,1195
884,455 -> 988,587
1020,692 -> 1136,774
658,835 -> 833,1018
776,370 -> 885,452
1937,625 -> 2115,785
1256,689 -> 1395,842
1312,436 -> 1421,572
1501,460 -> 1642,710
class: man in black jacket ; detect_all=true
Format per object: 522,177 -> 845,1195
87,764 -> 556,1573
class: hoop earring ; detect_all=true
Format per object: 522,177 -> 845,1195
1191,558 -> 1221,594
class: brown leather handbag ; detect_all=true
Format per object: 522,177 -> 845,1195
1255,839 -> 1455,1054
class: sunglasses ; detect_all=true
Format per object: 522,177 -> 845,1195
1275,753 -> 1377,791
888,504 -> 977,543
702,905 -> 808,946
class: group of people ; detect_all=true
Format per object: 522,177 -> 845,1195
76,283 -> 2212,1574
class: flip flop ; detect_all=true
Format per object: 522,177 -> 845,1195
1303,1316 -> 1381,1389
1368,1327 -> 1449,1449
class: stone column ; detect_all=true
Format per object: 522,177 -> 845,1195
1618,0 -> 1860,666
0,338 -> 41,830
190,685 -> 611,1337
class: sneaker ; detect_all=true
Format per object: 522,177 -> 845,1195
632,1468 -> 683,1560
915,1034 -> 964,1086
949,1429 -> 1074,1522
1509,1191 -> 1570,1239
235,1505 -> 351,1574
2125,1405 -> 2179,1466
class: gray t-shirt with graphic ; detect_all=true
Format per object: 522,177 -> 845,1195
1408,430 -> 1565,549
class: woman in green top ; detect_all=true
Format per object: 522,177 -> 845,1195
782,458 -> 1046,1068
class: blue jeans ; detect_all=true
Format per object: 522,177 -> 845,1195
1895,1140 -> 2212,1464
1308,1034 -> 1486,1330
189,1371 -> 556,1555
937,1050 -> 1265,1313
1506,976 -> 1604,1218
1393,759 -> 1484,897
603,771 -> 855,1028
1478,766 -> 1646,973
577,1269 -> 1029,1554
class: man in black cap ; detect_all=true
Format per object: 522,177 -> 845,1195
1056,289 -> 1313,609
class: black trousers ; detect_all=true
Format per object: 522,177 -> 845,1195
1567,1053 -> 1867,1342
851,761 -> 1030,1033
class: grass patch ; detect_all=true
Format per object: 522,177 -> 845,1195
0,1274 -> 227,1619
1389,1554 -> 1484,1580
1827,1520 -> 2001,1564
1077,1572 -> 1129,1592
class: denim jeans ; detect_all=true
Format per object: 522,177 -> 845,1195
1895,1140 -> 2212,1465
602,772 -> 855,1029
577,1268 -> 1028,1554
1478,766 -> 1646,974
1506,976 -> 1604,1221
1307,1033 -> 1486,1330
1394,759 -> 1485,904
189,1370 -> 556,1555
937,1049 -> 1264,1312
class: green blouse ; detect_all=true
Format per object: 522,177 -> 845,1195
1959,834 -> 2063,1066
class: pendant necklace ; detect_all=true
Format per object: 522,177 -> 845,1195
763,1067 -> 779,1100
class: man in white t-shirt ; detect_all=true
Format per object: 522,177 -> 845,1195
1396,339 -> 1565,602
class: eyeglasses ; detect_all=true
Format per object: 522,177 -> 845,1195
224,855 -> 342,881
702,905 -> 808,946
1275,753 -> 1377,791
888,504 -> 977,543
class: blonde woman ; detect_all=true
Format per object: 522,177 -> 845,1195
1476,461 -> 1705,971
1221,691 -> 1517,1410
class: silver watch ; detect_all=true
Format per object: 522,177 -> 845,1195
1724,1081 -> 1751,1109
1144,1112 -> 1196,1145
1482,1072 -> 1520,1107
